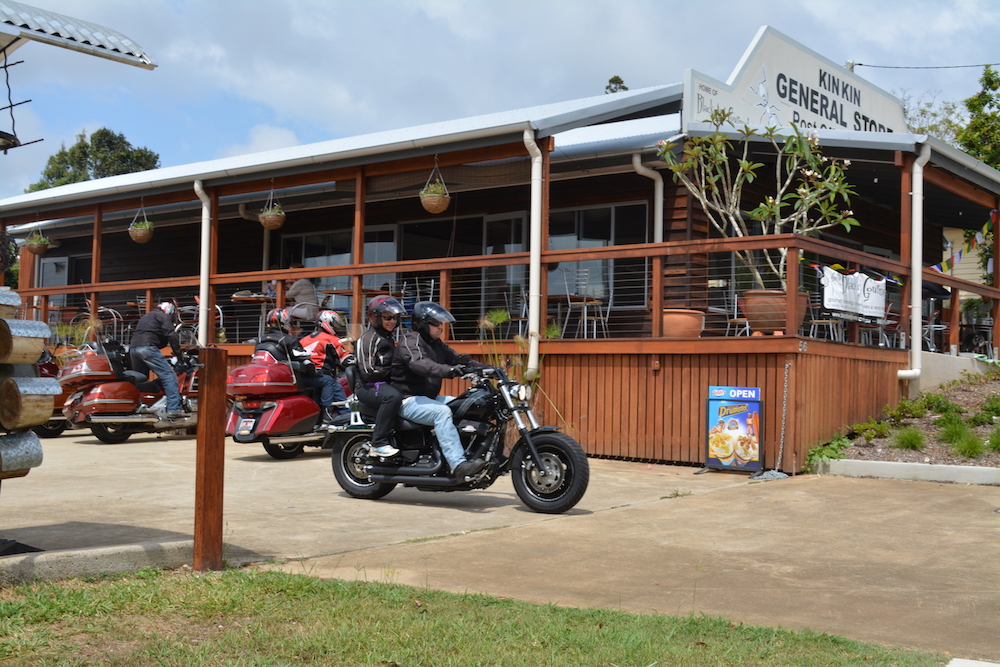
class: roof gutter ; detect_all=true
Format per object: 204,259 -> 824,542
523,129 -> 543,382
898,143 -> 932,381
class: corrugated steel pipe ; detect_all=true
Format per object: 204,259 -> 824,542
523,129 -> 543,381
898,142 -> 932,381
194,180 -> 212,347
632,153 -> 663,243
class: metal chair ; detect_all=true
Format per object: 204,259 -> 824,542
561,268 -> 605,338
807,293 -> 844,342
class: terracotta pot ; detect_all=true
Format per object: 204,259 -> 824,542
26,242 -> 48,255
129,226 -> 154,243
420,193 -> 451,214
742,290 -> 809,334
259,212 -> 286,230
661,308 -> 705,339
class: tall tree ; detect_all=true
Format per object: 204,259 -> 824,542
958,65 -> 1000,167
898,90 -> 966,148
26,128 -> 160,192
605,76 -> 628,94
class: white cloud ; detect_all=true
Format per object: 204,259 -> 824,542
218,125 -> 300,159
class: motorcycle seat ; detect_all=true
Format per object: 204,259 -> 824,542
123,370 -> 148,385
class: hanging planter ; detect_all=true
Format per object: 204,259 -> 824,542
24,232 -> 50,255
128,199 -> 154,243
259,183 -> 286,229
419,159 -> 451,214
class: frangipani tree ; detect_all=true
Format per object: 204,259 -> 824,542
657,109 -> 860,291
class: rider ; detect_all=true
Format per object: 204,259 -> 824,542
300,310 -> 353,415
390,300 -> 488,479
129,302 -> 187,420
260,308 -> 343,426
354,296 -> 406,457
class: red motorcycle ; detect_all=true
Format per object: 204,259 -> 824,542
32,347 -> 73,438
225,344 -> 351,459
58,338 -> 199,443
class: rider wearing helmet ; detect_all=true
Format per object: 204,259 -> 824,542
129,301 -> 186,420
353,295 -> 407,457
260,308 -> 344,426
301,310 -> 352,373
390,301 -> 488,479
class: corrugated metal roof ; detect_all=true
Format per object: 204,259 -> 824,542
0,0 -> 155,69
0,83 -> 682,216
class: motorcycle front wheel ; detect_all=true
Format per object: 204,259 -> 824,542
511,431 -> 589,514
32,419 -> 68,438
90,423 -> 133,444
331,434 -> 396,500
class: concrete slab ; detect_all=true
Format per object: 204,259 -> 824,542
1,431 -> 998,662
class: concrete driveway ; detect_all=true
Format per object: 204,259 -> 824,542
1,431 -> 998,662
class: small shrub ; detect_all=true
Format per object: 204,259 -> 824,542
805,434 -> 852,472
851,417 -> 891,443
921,392 -> 965,415
883,397 -> 927,424
968,392 -> 1000,426
891,427 -> 925,451
951,432 -> 985,458
937,414 -> 972,445
987,427 -> 1000,453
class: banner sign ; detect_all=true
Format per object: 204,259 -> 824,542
683,26 -> 905,134
705,386 -> 762,473
820,267 -> 886,318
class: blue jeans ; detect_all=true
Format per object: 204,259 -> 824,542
130,346 -> 182,413
301,373 -> 345,409
399,395 -> 464,471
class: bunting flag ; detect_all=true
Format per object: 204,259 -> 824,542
929,211 -> 996,273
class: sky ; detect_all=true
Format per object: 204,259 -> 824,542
1,0 -> 999,201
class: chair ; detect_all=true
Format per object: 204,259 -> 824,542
560,268 -> 605,338
582,290 -> 613,338
922,310 -> 949,353
724,293 -> 750,337
504,285 -> 529,338
806,293 -> 844,342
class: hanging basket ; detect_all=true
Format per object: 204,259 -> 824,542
419,193 -> 451,214
259,212 -> 286,229
26,242 -> 48,256
129,226 -> 154,243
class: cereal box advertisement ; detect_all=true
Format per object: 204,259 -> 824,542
705,386 -> 762,473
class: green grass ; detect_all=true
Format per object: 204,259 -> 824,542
988,427 -> 1000,453
952,432 -> 986,458
0,569 -> 945,666
892,426 -> 925,451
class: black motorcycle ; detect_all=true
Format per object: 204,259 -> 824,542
329,365 -> 589,514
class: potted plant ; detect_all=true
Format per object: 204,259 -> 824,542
128,217 -> 154,243
259,202 -> 286,230
419,178 -> 451,214
657,109 -> 860,334
24,232 -> 50,255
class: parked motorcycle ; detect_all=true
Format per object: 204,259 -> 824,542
32,347 -> 72,438
58,338 -> 199,443
330,365 -> 589,514
225,345 -> 352,460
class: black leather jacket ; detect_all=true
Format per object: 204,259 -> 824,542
356,325 -> 395,384
389,329 -> 480,398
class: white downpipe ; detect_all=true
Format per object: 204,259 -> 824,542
632,154 -> 663,243
898,143 -> 932,381
194,180 -> 212,347
523,129 -> 544,381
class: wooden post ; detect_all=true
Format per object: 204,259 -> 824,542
193,346 -> 227,571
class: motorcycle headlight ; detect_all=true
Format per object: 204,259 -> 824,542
515,383 -> 532,402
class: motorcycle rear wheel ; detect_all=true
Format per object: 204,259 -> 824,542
331,434 -> 396,500
90,423 -> 133,444
511,431 -> 589,514
262,442 -> 305,460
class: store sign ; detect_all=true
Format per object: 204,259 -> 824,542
683,26 -> 905,134
704,386 -> 762,474
820,266 -> 886,318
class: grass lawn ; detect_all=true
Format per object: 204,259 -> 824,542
0,568 -> 946,666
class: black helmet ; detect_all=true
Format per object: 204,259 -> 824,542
411,301 -> 455,330
265,308 -> 291,333
367,296 -> 406,326
315,309 -> 345,336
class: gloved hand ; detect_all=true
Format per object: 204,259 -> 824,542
449,365 -> 469,378
341,354 -> 356,367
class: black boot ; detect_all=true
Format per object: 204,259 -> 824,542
321,407 -> 338,426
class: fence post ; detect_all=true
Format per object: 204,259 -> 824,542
194,346 -> 227,571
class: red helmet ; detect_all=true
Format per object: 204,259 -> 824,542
265,308 -> 291,333
316,310 -> 345,336
367,296 -> 405,326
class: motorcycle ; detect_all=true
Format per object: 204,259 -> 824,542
57,337 -> 200,443
225,343 -> 352,460
329,365 -> 590,514
32,347 -> 72,438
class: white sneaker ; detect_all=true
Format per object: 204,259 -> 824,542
370,444 -> 399,457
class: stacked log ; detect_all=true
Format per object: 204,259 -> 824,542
0,290 -> 53,479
